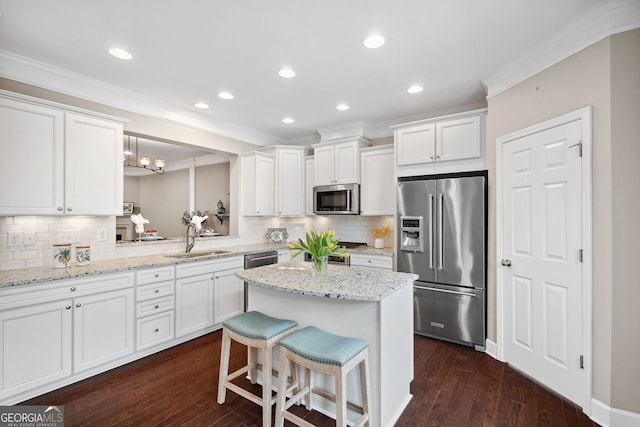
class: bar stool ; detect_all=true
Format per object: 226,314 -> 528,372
217,311 -> 298,427
274,326 -> 371,427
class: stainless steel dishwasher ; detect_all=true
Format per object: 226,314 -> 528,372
243,251 -> 279,311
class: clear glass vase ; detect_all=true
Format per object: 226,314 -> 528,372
311,255 -> 328,277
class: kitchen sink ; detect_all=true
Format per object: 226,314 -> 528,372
165,250 -> 231,259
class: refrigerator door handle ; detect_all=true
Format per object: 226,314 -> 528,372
429,194 -> 434,269
414,284 -> 477,297
438,193 -> 444,270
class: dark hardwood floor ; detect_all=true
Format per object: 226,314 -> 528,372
23,331 -> 597,426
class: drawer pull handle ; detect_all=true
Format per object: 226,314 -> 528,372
154,273 -> 159,278
154,328 -> 159,333
154,289 -> 159,293
76,303 -> 81,308
368,260 -> 371,263
65,305 -> 71,310
154,305 -> 159,309
70,287 -> 76,292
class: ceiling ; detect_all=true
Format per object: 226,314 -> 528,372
0,0 -> 627,146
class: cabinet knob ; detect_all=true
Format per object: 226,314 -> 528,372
154,304 -> 159,309
368,260 -> 372,263
256,211 -> 260,214
154,273 -> 159,278
65,305 -> 71,310
70,287 -> 76,292
154,289 -> 159,294
154,328 -> 159,333
215,276 -> 220,279
436,155 -> 440,159
67,207 -> 72,211
75,303 -> 81,308
501,259 -> 512,267
430,156 -> 434,160
57,207 -> 64,211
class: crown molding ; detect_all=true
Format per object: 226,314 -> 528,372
484,0 -> 640,99
0,50 -> 283,146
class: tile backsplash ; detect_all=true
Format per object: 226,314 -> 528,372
0,215 -> 395,271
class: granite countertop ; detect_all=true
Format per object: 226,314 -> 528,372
0,243 -> 395,289
237,261 -> 416,301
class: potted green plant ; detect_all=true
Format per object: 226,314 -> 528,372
289,229 -> 348,276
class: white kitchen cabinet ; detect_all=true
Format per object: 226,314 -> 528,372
0,300 -> 72,401
305,157 -> 315,215
360,145 -> 395,216
175,272 -> 214,337
135,266 -> 175,350
277,249 -> 291,263
313,137 -> 371,185
394,110 -> 485,169
73,287 -> 135,372
349,253 -> 393,270
0,92 -> 125,216
241,152 -> 274,216
213,266 -> 244,324
260,146 -> 307,216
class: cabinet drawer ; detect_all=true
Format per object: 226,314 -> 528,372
175,256 -> 243,278
349,254 -> 393,270
136,266 -> 175,285
137,312 -> 174,350
136,281 -> 174,301
136,296 -> 174,318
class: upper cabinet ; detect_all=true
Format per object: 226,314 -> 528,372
260,146 -> 307,217
360,145 -> 395,216
0,92 -> 125,216
313,137 -> 371,185
393,109 -> 486,176
240,152 -> 274,216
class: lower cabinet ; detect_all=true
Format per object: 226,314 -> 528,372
176,273 -> 215,337
349,253 -> 393,270
0,300 -> 72,400
213,267 -> 244,324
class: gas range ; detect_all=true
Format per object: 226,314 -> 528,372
303,241 -> 367,265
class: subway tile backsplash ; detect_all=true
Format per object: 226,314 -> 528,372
0,215 -> 395,271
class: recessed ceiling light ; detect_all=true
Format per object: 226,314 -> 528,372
363,34 -> 385,49
278,68 -> 296,79
194,102 -> 210,110
218,92 -> 234,100
108,48 -> 133,60
407,85 -> 424,94
282,117 -> 294,124
336,104 -> 350,111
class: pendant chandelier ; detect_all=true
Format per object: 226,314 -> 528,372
123,135 -> 165,174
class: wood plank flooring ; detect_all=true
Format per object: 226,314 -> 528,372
23,331 -> 598,426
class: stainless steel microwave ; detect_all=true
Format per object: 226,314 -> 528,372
313,183 -> 360,215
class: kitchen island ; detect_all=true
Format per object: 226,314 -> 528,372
236,261 -> 417,427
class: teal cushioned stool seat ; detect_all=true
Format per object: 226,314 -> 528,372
274,326 -> 371,427
223,311 -> 298,340
217,311 -> 298,427
279,326 -> 368,367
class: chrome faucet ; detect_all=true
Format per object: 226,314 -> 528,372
185,223 -> 197,253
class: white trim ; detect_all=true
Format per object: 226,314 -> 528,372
591,398 -> 640,427
484,0 -> 640,99
495,106 -> 593,412
484,339 -> 498,359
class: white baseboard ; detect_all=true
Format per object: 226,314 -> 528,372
484,339 -> 498,359
591,398 -> 640,427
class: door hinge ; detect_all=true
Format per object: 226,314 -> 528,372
569,141 -> 583,157
580,355 -> 584,369
579,249 -> 583,262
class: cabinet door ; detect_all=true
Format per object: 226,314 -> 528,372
73,288 -> 134,372
0,300 -> 72,400
277,148 -> 304,216
396,123 -> 436,166
242,154 -> 274,216
176,273 -> 214,337
314,145 -> 335,185
277,249 -> 291,263
360,148 -> 394,215
65,113 -> 123,215
213,267 -> 244,324
333,140 -> 360,184
0,97 -> 64,215
435,116 -> 481,162
305,158 -> 315,215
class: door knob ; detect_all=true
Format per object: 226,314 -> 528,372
501,259 -> 512,267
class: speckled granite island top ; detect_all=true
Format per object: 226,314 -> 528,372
237,261 -> 417,301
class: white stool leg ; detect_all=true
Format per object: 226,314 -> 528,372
359,350 -> 371,426
249,346 -> 258,384
274,347 -> 288,427
217,329 -> 231,404
336,368 -> 348,427
305,367 -> 312,410
262,342 -> 272,427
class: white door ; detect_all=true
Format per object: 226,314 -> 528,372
176,273 -> 214,337
213,267 -> 244,324
501,119 -> 584,405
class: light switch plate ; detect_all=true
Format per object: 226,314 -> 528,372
8,232 -> 23,247
23,232 -> 37,245
97,228 -> 107,242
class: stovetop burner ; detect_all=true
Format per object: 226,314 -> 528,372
338,241 -> 368,249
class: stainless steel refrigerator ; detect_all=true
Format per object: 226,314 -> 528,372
397,171 -> 487,350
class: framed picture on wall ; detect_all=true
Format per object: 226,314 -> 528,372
123,202 -> 134,215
